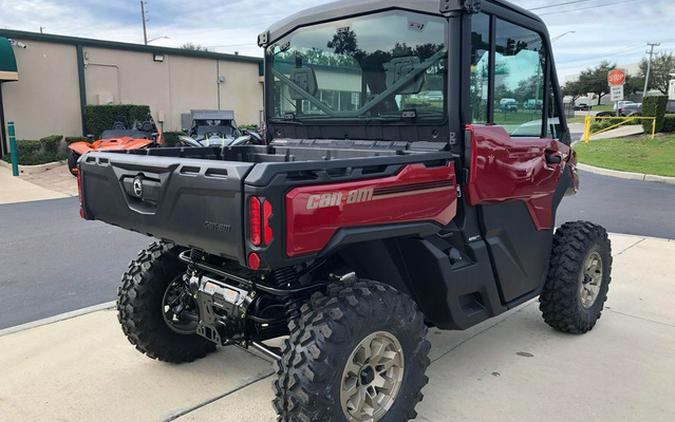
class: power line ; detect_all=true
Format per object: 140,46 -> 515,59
530,0 -> 594,11
539,0 -> 634,16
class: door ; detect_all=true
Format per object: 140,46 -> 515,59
465,14 -> 570,303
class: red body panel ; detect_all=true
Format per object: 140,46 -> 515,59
465,125 -> 569,230
285,162 -> 457,257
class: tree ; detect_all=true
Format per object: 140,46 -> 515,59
561,79 -> 584,104
639,52 -> 674,95
624,74 -> 643,97
576,61 -> 615,105
180,42 -> 208,52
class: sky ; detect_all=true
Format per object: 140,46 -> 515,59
0,0 -> 673,82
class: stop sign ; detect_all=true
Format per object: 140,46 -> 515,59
608,69 -> 625,86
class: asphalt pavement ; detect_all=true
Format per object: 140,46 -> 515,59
1,170 -> 674,329
0,198 -> 149,329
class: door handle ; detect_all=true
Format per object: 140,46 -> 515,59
545,153 -> 562,164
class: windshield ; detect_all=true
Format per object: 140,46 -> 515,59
267,10 -> 447,122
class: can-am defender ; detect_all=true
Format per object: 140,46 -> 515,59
78,1 -> 612,420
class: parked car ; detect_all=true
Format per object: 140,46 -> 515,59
76,2 -> 613,420
619,102 -> 642,116
614,101 -> 641,116
499,97 -> 518,112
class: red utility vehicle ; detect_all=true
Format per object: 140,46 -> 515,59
77,1 -> 612,420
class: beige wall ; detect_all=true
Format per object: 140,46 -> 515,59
1,40 -> 82,140
2,38 -> 263,142
218,60 -> 264,125
84,47 -> 262,131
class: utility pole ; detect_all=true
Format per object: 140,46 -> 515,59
140,1 -> 148,45
643,42 -> 660,98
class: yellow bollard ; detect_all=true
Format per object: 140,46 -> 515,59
581,115 -> 592,143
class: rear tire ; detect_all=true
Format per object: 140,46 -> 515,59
67,150 -> 80,176
273,279 -> 430,422
117,241 -> 216,363
540,221 -> 612,334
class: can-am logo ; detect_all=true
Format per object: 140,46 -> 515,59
306,187 -> 374,210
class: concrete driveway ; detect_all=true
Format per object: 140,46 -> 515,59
1,233 -> 674,422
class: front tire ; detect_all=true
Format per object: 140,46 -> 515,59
273,279 -> 430,422
540,221 -> 612,334
117,241 -> 216,363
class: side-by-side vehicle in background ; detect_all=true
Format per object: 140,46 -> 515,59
77,1 -> 612,420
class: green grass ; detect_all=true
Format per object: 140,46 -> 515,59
591,104 -> 613,112
574,134 -> 675,177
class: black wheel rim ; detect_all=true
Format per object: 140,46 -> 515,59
162,275 -> 200,334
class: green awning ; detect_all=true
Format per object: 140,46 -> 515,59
0,36 -> 18,81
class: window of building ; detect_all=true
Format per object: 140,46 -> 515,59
493,19 -> 545,137
470,13 -> 491,124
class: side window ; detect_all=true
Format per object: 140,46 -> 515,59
493,19 -> 545,137
470,13 -> 490,123
547,78 -> 562,139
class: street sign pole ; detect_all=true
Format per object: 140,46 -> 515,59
608,69 -> 625,117
8,121 -> 18,176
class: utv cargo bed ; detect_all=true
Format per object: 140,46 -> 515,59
79,144 -> 453,265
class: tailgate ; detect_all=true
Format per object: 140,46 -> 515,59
79,152 -> 253,261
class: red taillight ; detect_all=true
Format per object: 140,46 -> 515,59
76,172 -> 85,219
248,252 -> 261,270
263,200 -> 273,245
249,197 -> 262,246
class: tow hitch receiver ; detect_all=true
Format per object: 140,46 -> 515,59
190,274 -> 253,345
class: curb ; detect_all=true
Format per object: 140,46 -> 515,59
577,163 -> 675,185
0,159 -> 66,175
0,301 -> 116,337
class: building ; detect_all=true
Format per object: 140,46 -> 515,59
0,29 -> 264,157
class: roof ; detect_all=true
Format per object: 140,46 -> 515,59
0,36 -> 18,81
191,110 -> 235,120
265,0 -> 543,43
0,29 -> 264,76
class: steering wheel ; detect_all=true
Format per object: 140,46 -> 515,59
112,121 -> 127,130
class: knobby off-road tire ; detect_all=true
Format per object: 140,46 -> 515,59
273,279 -> 430,422
67,150 -> 80,176
540,221 -> 612,334
117,241 -> 216,363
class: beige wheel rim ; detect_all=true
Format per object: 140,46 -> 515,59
340,331 -> 405,421
579,251 -> 603,309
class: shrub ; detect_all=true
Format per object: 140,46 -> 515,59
641,95 -> 668,133
84,104 -> 152,139
2,136 -> 69,165
238,124 -> 258,133
40,135 -> 63,155
662,115 -> 675,133
591,117 -> 624,132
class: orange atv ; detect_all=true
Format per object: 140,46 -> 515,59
67,121 -> 162,176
